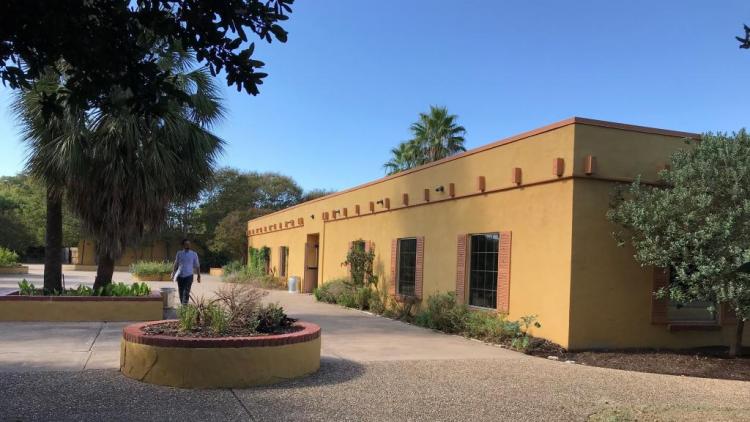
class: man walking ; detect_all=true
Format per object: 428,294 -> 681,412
172,239 -> 201,305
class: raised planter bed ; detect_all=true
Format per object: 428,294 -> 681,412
0,265 -> 29,275
132,273 -> 172,282
120,320 -> 321,388
0,292 -> 163,322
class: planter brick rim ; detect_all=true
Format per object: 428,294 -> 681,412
0,291 -> 162,302
122,320 -> 321,348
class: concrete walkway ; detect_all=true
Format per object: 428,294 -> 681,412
1,266 -> 749,421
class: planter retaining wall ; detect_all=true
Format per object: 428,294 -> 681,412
0,265 -> 29,275
120,320 -> 321,388
0,292 -> 163,321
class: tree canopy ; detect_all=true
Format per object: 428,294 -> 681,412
0,175 -> 80,253
197,168 -> 303,234
608,131 -> 750,356
0,0 -> 293,111
384,106 -> 466,175
13,45 -> 225,288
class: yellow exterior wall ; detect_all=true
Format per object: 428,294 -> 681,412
568,124 -> 749,350
250,124 -> 577,347
248,118 -> 747,350
0,299 -> 163,322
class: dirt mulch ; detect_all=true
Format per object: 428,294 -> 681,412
531,346 -> 750,382
142,320 -> 302,338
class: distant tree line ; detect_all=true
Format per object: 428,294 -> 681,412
0,168 -> 332,270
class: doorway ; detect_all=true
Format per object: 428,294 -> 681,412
303,233 -> 320,293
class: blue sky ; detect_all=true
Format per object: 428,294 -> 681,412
1,0 -> 748,191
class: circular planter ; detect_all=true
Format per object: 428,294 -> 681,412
132,273 -> 172,282
0,265 -> 29,275
120,320 -> 321,388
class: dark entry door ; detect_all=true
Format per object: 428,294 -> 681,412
303,234 -> 320,293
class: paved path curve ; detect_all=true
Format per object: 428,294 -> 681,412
0,266 -> 748,421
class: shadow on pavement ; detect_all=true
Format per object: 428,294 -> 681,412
242,356 -> 366,391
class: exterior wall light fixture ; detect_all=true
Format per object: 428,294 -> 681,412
435,185 -> 445,193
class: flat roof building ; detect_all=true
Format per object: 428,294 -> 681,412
248,117 -> 746,350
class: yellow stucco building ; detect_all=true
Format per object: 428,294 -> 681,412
247,117 -> 747,351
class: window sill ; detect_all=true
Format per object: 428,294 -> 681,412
467,305 -> 497,313
667,323 -> 721,332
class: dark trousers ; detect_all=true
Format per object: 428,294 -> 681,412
176,275 -> 194,305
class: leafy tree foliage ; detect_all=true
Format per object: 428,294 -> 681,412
0,175 -> 81,253
13,46 -> 224,290
209,209 -> 260,263
0,0 -> 293,111
300,188 -> 336,203
197,168 -> 302,234
384,106 -> 466,175
608,132 -> 750,356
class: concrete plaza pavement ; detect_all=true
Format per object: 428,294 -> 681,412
0,265 -> 749,421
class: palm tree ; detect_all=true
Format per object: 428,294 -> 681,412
383,106 -> 466,175
410,106 -> 466,162
80,48 -> 224,289
383,140 -> 421,175
14,46 -> 224,291
12,69 -> 87,293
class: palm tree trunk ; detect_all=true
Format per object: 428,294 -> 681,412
93,249 -> 115,291
730,319 -> 745,357
43,186 -> 63,294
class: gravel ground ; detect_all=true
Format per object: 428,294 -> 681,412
2,357 -> 749,422
2,266 -> 750,421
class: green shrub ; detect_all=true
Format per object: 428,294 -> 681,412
414,292 -> 542,352
66,284 -> 95,296
313,279 -> 353,304
222,260 -> 286,289
413,292 -> 469,333
253,302 -> 295,333
96,282 -> 151,297
368,291 -> 386,314
386,298 -> 416,321
18,279 -> 35,296
464,311 -> 509,342
17,280 -> 150,297
207,304 -> 229,335
0,247 -> 19,267
342,240 -> 377,287
222,260 -> 247,275
510,315 -> 542,352
178,305 -> 198,331
247,247 -> 270,275
336,290 -> 357,308
354,287 -> 373,310
129,260 -> 172,276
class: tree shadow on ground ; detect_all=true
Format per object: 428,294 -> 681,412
240,356 -> 366,391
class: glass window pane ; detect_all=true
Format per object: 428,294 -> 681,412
398,238 -> 417,296
468,233 -> 499,308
